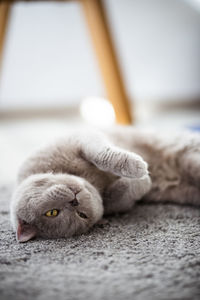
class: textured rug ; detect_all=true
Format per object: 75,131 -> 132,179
0,185 -> 200,300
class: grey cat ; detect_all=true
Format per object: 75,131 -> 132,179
10,126 -> 200,242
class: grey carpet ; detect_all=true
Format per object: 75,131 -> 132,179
0,185 -> 200,300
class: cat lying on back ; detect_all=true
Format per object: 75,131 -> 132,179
10,126 -> 200,242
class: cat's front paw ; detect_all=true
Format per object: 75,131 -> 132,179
120,153 -> 148,178
92,146 -> 148,179
102,148 -> 148,179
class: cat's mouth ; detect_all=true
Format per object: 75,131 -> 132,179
16,218 -> 37,243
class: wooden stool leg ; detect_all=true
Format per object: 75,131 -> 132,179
0,1 -> 10,67
81,0 -> 132,124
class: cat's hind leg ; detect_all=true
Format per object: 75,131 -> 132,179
171,132 -> 200,187
146,182 -> 200,206
144,132 -> 200,206
103,175 -> 152,215
181,151 -> 200,188
174,133 -> 200,203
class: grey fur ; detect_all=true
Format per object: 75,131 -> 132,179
10,126 -> 200,242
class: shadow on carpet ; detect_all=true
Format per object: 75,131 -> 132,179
0,185 -> 200,300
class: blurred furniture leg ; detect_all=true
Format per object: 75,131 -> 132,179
0,0 -> 132,124
81,0 -> 132,124
0,1 -> 10,67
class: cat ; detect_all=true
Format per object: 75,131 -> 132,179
10,126 -> 200,242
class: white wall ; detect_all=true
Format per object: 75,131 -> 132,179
0,0 -> 200,110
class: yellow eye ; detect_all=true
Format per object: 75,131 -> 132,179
45,209 -> 59,217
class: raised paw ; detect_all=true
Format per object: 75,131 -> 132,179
119,152 -> 148,178
94,147 -> 149,179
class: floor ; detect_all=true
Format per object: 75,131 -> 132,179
0,102 -> 200,300
1,186 -> 200,300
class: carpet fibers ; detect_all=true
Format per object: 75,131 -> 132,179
0,185 -> 200,300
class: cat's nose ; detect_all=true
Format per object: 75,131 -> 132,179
69,199 -> 79,207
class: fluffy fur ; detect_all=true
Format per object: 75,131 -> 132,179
10,126 -> 200,242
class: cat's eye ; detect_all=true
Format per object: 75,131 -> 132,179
77,211 -> 88,219
45,209 -> 59,217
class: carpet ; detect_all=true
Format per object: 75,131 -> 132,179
0,185 -> 200,300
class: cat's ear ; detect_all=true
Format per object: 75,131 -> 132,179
16,220 -> 37,243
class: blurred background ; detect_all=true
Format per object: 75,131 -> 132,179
0,0 -> 200,184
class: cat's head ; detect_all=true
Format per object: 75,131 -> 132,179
10,173 -> 104,242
